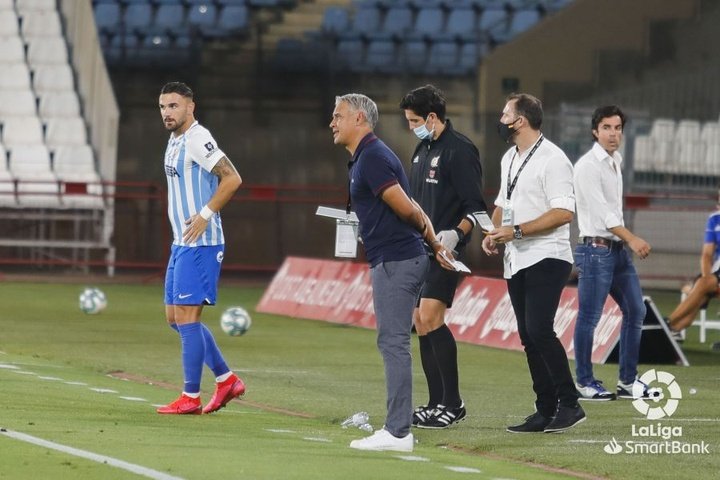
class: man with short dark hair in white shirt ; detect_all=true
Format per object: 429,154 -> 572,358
573,105 -> 651,402
483,93 -> 585,434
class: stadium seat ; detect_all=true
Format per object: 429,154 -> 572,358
375,6 -> 412,40
320,7 -> 350,36
123,3 -> 154,32
154,4 -> 187,36
0,143 -> 16,207
26,37 -> 69,66
0,63 -> 32,90
704,143 -> 720,176
425,41 -> 458,74
0,9 -> 18,35
20,9 -> 62,37
441,8 -> 477,42
211,5 -> 249,36
32,64 -> 75,93
675,120 -> 702,174
104,34 -> 141,64
632,134 -> 654,172
363,40 -> 397,73
335,38 -> 364,69
93,3 -> 121,34
8,144 -> 61,208
508,9 -> 541,37
39,91 -> 82,119
45,117 -> 88,148
452,40 -> 482,75
272,38 -> 308,72
346,6 -> 381,39
0,116 -> 44,148
54,145 -> 104,209
403,40 -> 427,74
408,7 -> 444,41
0,90 -> 38,119
478,8 -> 507,34
15,0 -> 57,13
700,121 -> 720,145
0,37 -> 26,63
187,3 -> 218,31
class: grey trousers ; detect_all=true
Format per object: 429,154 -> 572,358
370,254 -> 428,437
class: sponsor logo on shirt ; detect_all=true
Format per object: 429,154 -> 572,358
204,142 -> 217,159
429,169 -> 436,179
164,165 -> 179,177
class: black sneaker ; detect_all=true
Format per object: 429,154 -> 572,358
506,411 -> 553,434
617,379 -> 650,399
544,405 -> 586,433
412,404 -> 437,426
416,402 -> 467,429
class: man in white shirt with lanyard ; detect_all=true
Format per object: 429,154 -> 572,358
483,93 -> 585,433
573,105 -> 651,401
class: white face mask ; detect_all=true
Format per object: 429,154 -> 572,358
413,116 -> 435,140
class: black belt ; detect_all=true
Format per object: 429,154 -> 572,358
581,236 -> 624,248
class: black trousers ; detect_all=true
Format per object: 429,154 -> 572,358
506,257 -> 578,417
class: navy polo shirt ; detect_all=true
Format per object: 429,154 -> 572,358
349,133 -> 425,267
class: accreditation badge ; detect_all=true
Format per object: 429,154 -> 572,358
335,218 -> 359,258
501,201 -> 514,227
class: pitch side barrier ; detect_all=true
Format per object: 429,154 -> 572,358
258,257 -> 688,365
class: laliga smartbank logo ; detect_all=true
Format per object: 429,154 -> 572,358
603,369 -> 710,455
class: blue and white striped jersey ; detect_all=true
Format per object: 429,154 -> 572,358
164,121 -> 226,246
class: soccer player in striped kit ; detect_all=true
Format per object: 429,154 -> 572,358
156,82 -> 245,415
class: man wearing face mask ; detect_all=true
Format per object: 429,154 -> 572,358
482,93 -> 585,433
400,84 -> 486,429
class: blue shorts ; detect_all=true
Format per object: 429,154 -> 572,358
164,244 -> 224,305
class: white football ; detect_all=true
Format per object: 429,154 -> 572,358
79,287 -> 107,314
220,306 -> 251,336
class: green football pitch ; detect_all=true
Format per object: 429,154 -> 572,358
0,280 -> 718,480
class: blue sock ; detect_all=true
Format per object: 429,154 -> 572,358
201,323 -> 230,378
177,323 -> 204,394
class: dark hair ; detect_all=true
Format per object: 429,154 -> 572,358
160,82 -> 194,99
399,84 -> 447,122
507,93 -> 542,130
591,105 -> 626,141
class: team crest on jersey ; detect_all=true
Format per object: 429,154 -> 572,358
429,169 -> 436,179
216,251 -> 224,263
164,165 -> 179,177
430,156 -> 440,167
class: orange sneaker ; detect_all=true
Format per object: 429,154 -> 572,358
156,394 -> 202,415
202,374 -> 246,414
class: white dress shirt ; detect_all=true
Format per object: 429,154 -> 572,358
573,142 -> 624,241
494,135 -> 575,279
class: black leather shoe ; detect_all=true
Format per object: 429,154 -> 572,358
506,411 -> 553,433
544,405 -> 586,433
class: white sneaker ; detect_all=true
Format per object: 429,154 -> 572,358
349,428 -> 414,452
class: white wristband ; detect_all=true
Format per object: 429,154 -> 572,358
199,205 -> 215,221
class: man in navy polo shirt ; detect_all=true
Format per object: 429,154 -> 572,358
330,93 -> 452,452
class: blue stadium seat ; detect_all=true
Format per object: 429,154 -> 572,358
425,41 -> 457,74
449,40 -> 482,75
154,4 -> 187,36
441,7 -> 476,41
363,39 -> 397,73
348,6 -> 381,38
216,0 -> 249,5
374,6 -> 412,40
335,38 -> 364,70
248,0 -> 298,8
187,3 -> 218,31
403,40 -> 427,74
478,7 -> 508,42
94,3 -> 121,34
105,33 -> 140,64
408,7 -> 444,40
508,9 -> 540,36
411,0 -> 443,7
321,7 -> 350,36
124,3 -> 153,32
211,5 -> 248,36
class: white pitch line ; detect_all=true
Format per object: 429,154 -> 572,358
445,466 -> 482,474
64,381 -> 88,386
396,455 -> 430,462
89,388 -> 118,394
265,428 -> 296,433
0,363 -> 20,369
0,429 -> 185,480
12,371 -> 37,375
303,436 -> 332,443
568,439 -> 606,444
118,396 -> 148,402
38,376 -> 63,381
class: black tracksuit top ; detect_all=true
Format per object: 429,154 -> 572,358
408,119 -> 487,246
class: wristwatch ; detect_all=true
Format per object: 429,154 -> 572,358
513,225 -> 523,240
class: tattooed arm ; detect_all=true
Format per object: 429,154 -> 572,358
183,156 -> 242,243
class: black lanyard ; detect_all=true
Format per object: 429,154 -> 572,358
346,161 -> 353,215
506,135 -> 544,201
